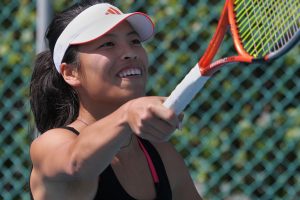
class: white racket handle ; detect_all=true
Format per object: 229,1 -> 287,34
163,64 -> 210,115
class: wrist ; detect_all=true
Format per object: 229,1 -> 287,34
119,100 -> 133,130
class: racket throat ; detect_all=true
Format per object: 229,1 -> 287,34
199,55 -> 253,76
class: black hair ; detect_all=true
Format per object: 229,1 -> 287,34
30,0 -> 113,133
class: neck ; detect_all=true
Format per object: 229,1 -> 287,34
79,100 -> 123,121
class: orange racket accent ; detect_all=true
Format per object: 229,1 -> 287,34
198,1 -> 229,75
198,0 -> 253,76
227,0 -> 251,59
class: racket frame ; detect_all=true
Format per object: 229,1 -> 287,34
163,0 -> 300,115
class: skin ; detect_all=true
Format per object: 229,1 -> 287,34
30,21 -> 202,200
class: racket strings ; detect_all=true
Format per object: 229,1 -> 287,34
236,0 -> 298,53
244,0 -> 298,55
234,0 -> 300,58
251,0 -> 298,56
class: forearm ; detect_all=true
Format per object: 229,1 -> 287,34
68,105 -> 131,179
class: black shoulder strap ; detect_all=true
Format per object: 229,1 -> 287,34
95,138 -> 172,200
139,139 -> 172,200
61,126 -> 80,135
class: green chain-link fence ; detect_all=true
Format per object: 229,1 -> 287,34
1,0 -> 299,199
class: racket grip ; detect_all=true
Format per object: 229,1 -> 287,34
163,64 -> 210,115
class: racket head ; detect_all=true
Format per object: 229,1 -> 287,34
228,0 -> 300,62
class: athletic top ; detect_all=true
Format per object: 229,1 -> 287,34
63,127 -> 172,200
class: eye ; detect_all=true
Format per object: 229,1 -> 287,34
132,39 -> 142,45
99,42 -> 115,48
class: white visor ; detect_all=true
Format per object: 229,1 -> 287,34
53,3 -> 154,73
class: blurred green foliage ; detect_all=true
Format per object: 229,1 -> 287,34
1,0 -> 299,199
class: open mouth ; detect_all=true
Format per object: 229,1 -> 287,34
117,67 -> 142,78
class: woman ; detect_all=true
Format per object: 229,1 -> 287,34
29,0 -> 202,199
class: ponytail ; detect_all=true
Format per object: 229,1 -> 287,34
29,50 -> 79,133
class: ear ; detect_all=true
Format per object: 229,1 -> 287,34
60,63 -> 81,87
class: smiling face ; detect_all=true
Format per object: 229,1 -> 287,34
75,21 -> 149,112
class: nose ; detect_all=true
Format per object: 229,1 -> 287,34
121,45 -> 138,60
122,54 -> 137,60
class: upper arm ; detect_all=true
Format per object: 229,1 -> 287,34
30,128 -> 78,181
154,142 -> 203,200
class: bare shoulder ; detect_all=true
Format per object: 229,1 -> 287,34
30,128 -> 79,179
30,128 -> 77,163
30,128 -> 99,199
31,128 -> 78,147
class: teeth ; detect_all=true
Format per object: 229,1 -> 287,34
118,68 -> 142,78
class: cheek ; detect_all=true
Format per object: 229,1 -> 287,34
79,57 -> 113,89
84,68 -> 112,90
80,73 -> 114,101
140,48 -> 149,66
80,53 -> 112,76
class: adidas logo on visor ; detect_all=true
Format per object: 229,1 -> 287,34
105,7 -> 121,15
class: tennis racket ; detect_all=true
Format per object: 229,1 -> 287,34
163,0 -> 300,115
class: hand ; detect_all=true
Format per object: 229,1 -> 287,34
125,96 -> 183,142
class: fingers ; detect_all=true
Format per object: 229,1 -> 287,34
148,103 -> 178,127
125,96 -> 184,142
148,103 -> 184,130
137,114 -> 176,142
